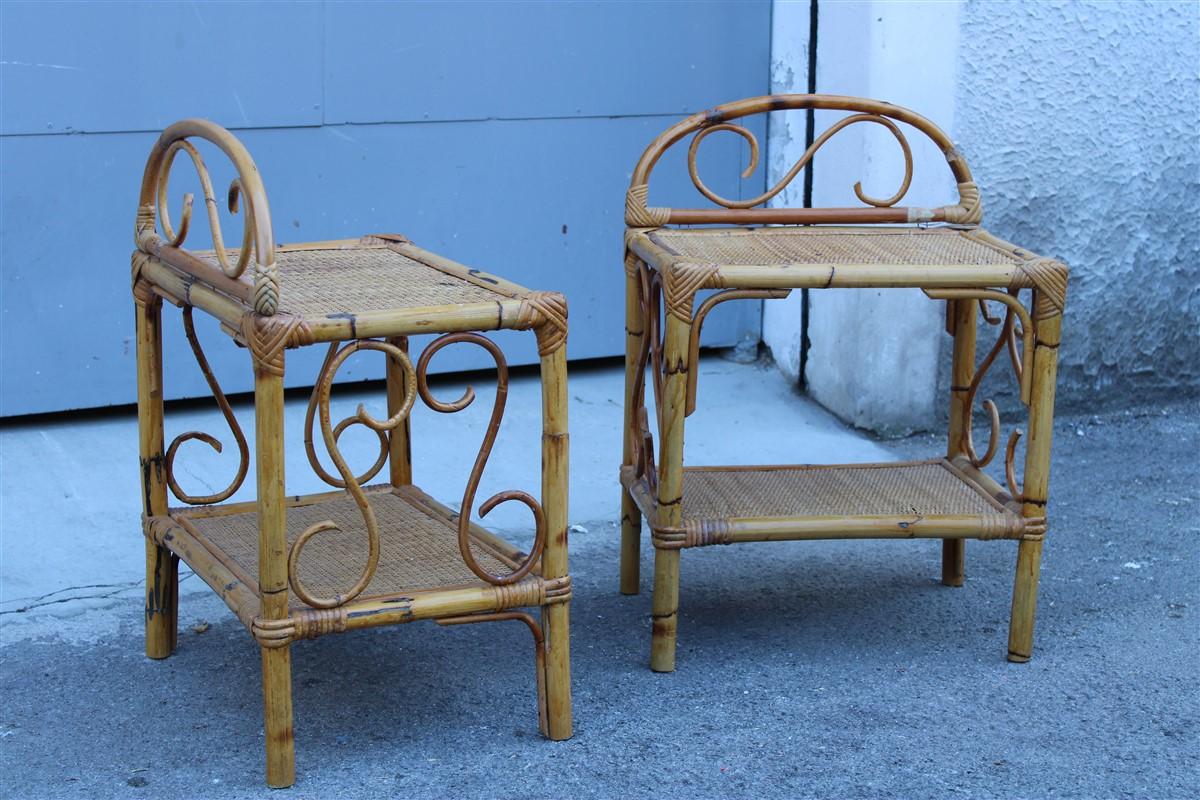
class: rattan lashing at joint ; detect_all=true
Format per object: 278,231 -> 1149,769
515,291 -> 568,356
239,312 -> 314,376
662,262 -> 723,322
941,181 -> 983,226
650,519 -> 732,550
625,184 -> 671,228
1010,258 -> 1069,320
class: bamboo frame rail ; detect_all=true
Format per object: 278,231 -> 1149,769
619,93 -> 1068,674
132,119 -> 572,788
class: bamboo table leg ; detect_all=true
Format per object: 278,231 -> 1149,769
650,312 -> 690,672
387,336 -> 413,487
136,286 -> 178,659
620,258 -> 645,595
942,298 -> 976,587
539,342 -> 573,739
255,363 -> 295,787
1008,309 -> 1061,663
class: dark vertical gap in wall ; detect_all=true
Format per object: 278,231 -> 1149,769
798,0 -> 818,392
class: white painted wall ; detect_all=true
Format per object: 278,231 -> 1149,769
766,0 -> 961,434
763,0 -> 811,382
765,0 -> 1199,431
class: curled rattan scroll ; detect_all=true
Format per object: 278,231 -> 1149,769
156,140 -> 255,278
165,306 -> 249,505
136,119 -> 279,315
288,340 -> 417,609
926,289 -> 1033,503
629,265 -> 664,493
303,342 -> 414,489
687,113 -> 913,210
416,333 -> 546,586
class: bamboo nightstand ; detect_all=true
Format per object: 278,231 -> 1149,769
132,120 -> 572,787
618,95 -> 1068,673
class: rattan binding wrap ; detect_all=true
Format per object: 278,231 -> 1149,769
174,487 -> 520,606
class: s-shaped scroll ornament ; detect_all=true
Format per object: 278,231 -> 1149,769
416,333 -> 547,585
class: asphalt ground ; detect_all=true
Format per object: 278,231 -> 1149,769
1,398 -> 1196,799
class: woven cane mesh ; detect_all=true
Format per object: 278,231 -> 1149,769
214,246 -> 505,317
681,461 -> 1011,522
648,227 -> 1024,267
179,489 -> 513,605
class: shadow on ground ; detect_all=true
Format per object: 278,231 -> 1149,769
1,402 -> 1196,799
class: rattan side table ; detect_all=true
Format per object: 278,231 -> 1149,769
619,94 -> 1068,672
132,120 -> 572,787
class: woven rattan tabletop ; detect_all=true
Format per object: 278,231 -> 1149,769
635,226 -> 1036,269
209,235 -> 528,319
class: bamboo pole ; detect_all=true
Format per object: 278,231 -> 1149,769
137,290 -> 178,658
254,364 -> 295,788
620,259 -> 645,595
650,313 -> 690,672
942,298 -> 977,586
1008,311 -> 1061,663
705,515 -> 1016,542
539,343 -> 573,739
386,336 -> 413,486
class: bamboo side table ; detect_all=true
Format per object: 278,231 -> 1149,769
619,94 -> 1069,672
132,120 -> 572,787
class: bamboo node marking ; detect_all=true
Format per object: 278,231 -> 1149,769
1011,258 -> 1068,319
663,263 -> 722,321
515,291 -> 568,356
625,184 -> 671,227
240,313 -> 312,376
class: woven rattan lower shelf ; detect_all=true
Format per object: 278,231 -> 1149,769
144,484 -> 569,643
621,458 -> 1040,550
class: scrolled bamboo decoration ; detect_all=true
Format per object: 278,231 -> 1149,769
164,306 -> 249,505
686,114 -> 913,210
625,93 -> 981,227
287,340 -> 416,609
416,332 -> 547,586
135,119 -> 279,315
925,288 -> 1034,502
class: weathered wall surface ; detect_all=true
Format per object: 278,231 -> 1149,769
951,0 -> 1200,410
766,0 -> 1199,433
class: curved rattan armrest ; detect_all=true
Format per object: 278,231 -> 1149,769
134,119 -> 279,315
626,93 -> 981,228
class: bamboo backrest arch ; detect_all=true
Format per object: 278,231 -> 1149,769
134,119 -> 279,316
625,94 -> 981,228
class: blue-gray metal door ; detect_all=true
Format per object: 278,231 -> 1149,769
0,0 -> 770,416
